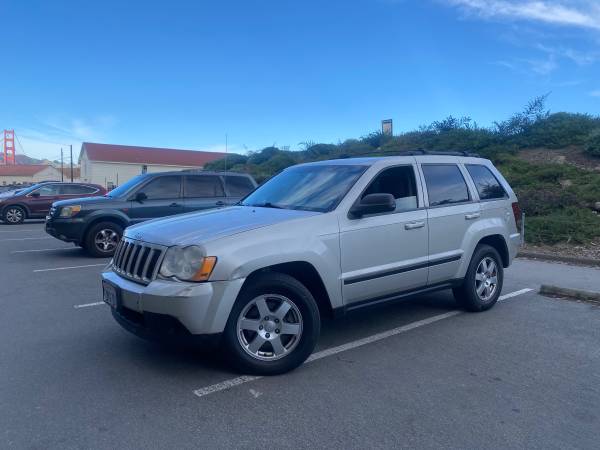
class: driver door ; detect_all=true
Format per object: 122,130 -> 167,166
128,175 -> 184,223
339,164 -> 429,306
27,183 -> 61,215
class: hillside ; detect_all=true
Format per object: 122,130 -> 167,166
205,96 -> 600,248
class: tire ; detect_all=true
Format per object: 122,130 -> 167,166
2,205 -> 26,224
84,222 -> 123,258
223,272 -> 321,375
453,244 -> 504,312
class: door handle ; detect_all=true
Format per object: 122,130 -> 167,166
405,221 -> 425,230
465,213 -> 480,220
169,202 -> 180,207
215,201 -> 225,206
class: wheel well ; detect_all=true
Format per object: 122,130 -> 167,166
83,216 -> 127,241
244,262 -> 334,319
477,234 -> 509,267
1,203 -> 29,218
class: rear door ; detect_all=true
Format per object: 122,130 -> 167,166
418,161 -> 480,285
128,175 -> 183,223
26,183 -> 61,215
182,175 -> 226,213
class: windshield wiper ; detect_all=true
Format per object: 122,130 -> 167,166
248,202 -> 286,209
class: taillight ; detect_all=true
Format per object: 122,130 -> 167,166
512,202 -> 522,231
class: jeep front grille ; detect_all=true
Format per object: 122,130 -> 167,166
112,238 -> 166,284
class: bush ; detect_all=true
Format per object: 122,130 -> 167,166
584,130 -> 600,157
525,208 -> 600,245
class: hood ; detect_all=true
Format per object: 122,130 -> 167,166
53,195 -> 115,207
0,190 -> 19,199
125,206 -> 320,247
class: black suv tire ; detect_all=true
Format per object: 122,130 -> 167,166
223,272 -> 320,375
453,244 -> 504,312
85,222 -> 123,258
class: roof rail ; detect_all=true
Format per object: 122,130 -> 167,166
391,150 -> 481,157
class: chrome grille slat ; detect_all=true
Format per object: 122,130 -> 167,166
111,237 -> 167,285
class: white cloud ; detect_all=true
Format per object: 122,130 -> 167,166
446,0 -> 600,30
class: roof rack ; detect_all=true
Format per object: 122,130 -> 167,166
392,150 -> 481,157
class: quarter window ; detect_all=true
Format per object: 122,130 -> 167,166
140,176 -> 181,200
223,176 -> 255,197
422,164 -> 470,207
362,166 -> 418,213
184,176 -> 224,198
466,165 -> 506,200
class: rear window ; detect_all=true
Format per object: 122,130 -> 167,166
223,176 -> 255,197
422,164 -> 470,207
184,175 -> 224,198
466,164 -> 507,200
60,184 -> 98,195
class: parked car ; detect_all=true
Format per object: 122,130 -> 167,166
0,182 -> 106,224
46,171 -> 257,257
101,153 -> 522,375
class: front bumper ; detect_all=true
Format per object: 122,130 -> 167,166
102,269 -> 246,337
45,217 -> 86,244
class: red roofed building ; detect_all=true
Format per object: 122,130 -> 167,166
0,164 -> 62,186
79,142 -> 227,188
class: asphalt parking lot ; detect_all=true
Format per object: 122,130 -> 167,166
1,222 -> 599,449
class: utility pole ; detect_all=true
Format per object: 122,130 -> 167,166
70,144 -> 73,182
60,148 -> 64,182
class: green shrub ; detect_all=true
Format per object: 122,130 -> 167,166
584,130 -> 600,157
525,208 -> 600,245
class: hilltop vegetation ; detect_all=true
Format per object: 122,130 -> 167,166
206,96 -> 600,245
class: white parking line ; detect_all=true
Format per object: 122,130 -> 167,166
12,247 -> 77,254
192,287 -> 534,398
0,229 -> 44,233
0,237 -> 52,242
74,302 -> 106,309
33,263 -> 107,272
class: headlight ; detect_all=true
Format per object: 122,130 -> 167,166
59,205 -> 81,217
159,245 -> 217,282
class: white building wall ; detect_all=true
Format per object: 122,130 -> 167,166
87,161 -> 202,188
0,166 -> 62,185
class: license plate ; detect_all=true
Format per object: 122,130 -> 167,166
102,281 -> 120,310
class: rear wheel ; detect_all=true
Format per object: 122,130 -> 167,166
453,244 -> 503,312
2,206 -> 26,224
223,273 -> 320,375
85,222 -> 123,257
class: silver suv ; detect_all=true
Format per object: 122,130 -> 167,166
102,154 -> 522,374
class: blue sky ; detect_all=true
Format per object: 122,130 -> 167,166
1,0 -> 599,161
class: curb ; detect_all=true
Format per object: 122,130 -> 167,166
517,251 -> 600,268
539,284 -> 600,304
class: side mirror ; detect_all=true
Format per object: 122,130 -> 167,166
350,193 -> 395,218
30,192 -> 40,198
134,192 -> 148,202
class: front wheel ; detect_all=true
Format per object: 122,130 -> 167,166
2,206 -> 26,224
85,222 -> 123,258
453,244 -> 503,312
223,273 -> 320,375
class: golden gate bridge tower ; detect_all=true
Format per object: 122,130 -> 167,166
1,129 -> 16,165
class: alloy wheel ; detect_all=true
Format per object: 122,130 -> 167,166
236,294 -> 303,361
475,256 -> 498,302
94,229 -> 119,252
5,208 -> 23,224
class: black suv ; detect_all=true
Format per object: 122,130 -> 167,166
45,171 -> 257,257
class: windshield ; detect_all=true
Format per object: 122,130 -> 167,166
241,164 -> 366,213
106,175 -> 146,198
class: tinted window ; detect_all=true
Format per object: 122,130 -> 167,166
34,184 -> 60,196
223,176 -> 255,197
422,164 -> 470,207
184,176 -> 224,198
363,166 -> 418,213
140,176 -> 181,200
241,165 -> 366,212
60,184 -> 98,195
466,165 -> 506,200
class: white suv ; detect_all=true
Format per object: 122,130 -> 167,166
101,154 -> 522,374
